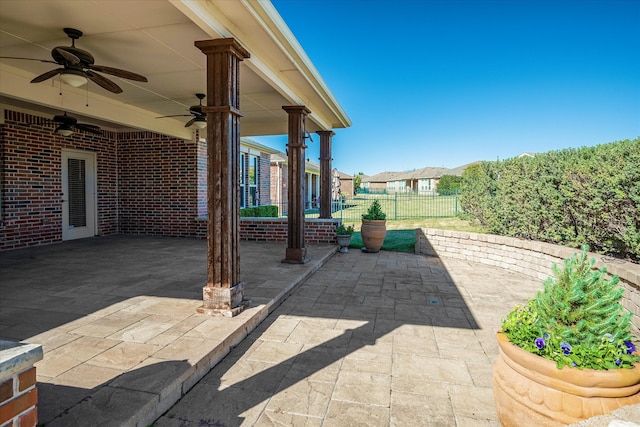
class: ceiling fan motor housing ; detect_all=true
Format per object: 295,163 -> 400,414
52,47 -> 94,65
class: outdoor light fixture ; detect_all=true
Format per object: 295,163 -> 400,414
55,124 -> 74,136
193,118 -> 207,129
60,69 -> 88,88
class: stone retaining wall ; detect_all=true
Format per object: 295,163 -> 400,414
415,228 -> 640,331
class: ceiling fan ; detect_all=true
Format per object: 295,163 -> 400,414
51,112 -> 101,136
156,93 -> 207,129
0,27 -> 147,94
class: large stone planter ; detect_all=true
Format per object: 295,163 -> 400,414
361,219 -> 386,253
493,332 -> 640,426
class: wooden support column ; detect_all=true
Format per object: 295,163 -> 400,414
195,38 -> 250,316
317,130 -> 335,219
282,105 -> 311,264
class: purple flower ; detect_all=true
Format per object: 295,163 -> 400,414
535,338 -> 545,349
624,341 -> 636,355
560,342 -> 572,355
544,333 -> 550,340
615,359 -> 622,366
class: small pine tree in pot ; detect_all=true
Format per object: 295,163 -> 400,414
501,246 -> 638,370
494,246 -> 640,426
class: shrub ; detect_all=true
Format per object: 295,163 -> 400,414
362,199 -> 386,220
240,205 -> 278,217
459,138 -> 640,260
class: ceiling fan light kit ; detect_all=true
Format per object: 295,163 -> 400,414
60,69 -> 88,88
55,124 -> 74,136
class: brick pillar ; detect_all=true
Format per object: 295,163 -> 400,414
282,106 -> 311,264
0,342 -> 42,427
195,38 -> 251,316
317,130 -> 334,219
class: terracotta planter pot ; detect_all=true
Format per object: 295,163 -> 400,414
360,219 -> 386,253
493,331 -> 640,426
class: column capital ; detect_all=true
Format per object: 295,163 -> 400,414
195,38 -> 250,60
282,105 -> 311,116
316,130 -> 335,137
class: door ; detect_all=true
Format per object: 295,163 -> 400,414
62,150 -> 97,240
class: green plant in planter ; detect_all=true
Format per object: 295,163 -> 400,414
335,223 -> 355,235
501,246 -> 639,370
362,199 -> 386,220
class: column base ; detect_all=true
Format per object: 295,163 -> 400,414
282,247 -> 310,264
197,282 -> 251,317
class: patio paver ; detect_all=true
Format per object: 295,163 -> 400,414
2,236 -> 638,426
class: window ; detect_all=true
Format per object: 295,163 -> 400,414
248,154 -> 259,206
240,153 -> 246,208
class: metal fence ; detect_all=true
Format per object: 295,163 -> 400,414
297,192 -> 459,221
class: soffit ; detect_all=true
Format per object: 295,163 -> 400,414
0,0 -> 350,139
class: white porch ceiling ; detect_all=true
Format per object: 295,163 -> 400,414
0,0 -> 350,139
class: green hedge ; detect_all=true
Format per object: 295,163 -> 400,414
460,138 -> 640,260
240,205 -> 278,217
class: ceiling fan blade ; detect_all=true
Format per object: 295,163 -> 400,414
53,112 -> 77,125
88,64 -> 147,82
75,123 -> 102,135
0,56 -> 58,64
86,70 -> 123,93
156,114 -> 192,119
52,47 -> 80,65
31,68 -> 63,83
184,117 -> 196,127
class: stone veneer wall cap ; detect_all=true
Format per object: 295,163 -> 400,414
0,341 -> 43,381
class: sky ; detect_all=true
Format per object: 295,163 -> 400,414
253,0 -> 640,176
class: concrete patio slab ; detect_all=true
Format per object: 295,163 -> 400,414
0,236 -> 336,426
3,236 -> 639,426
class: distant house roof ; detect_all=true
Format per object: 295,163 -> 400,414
362,164 -> 472,183
336,170 -> 357,180
270,152 -> 287,163
241,137 -> 281,154
448,162 -> 478,176
518,152 -> 536,158
270,150 -> 320,173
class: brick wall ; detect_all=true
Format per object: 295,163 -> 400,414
0,367 -> 38,426
1,109 -> 336,249
415,228 -> 640,331
195,218 -> 340,244
270,163 -> 288,215
240,218 -> 340,244
117,131 -> 198,237
0,110 -> 117,250
196,136 -> 207,217
258,154 -> 271,206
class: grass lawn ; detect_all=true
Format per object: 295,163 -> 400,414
346,217 -> 482,253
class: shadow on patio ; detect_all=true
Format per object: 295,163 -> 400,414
0,236 -> 536,425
